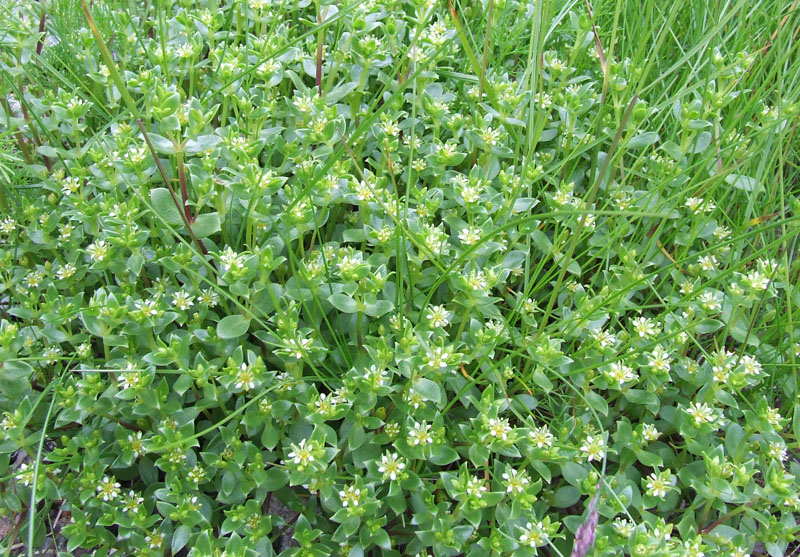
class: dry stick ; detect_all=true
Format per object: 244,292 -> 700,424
479,0 -> 495,101
136,119 -> 213,264
315,4 -> 325,96
176,151 -> 193,222
760,0 -> 799,55
538,96 -> 640,333
584,0 -> 608,102
36,5 -> 46,56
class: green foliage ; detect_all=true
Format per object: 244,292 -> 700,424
1,0 -> 799,555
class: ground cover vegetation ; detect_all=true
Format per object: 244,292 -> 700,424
1,0 -> 800,555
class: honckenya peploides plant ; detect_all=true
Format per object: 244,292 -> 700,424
1,0 -> 799,555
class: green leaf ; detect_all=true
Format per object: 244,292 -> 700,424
584,390 -> 609,416
171,525 -> 191,554
263,467 -> 289,491
412,377 -> 443,406
560,461 -> 588,486
0,360 -> 32,397
635,449 -> 663,467
147,133 -> 177,154
328,293 -> 358,313
192,213 -> 221,238
185,134 -> 221,154
725,423 -> 746,459
690,131 -> 712,153
429,445 -> 459,465
627,131 -> 659,149
150,188 -> 183,226
363,299 -> 394,318
531,229 -> 553,253
217,315 -> 250,339
623,389 -> 660,413
551,486 -> 580,508
725,173 -> 762,193
531,368 -> 553,392
793,404 -> 800,451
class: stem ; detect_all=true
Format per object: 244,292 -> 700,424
176,150 -> 193,222
315,0 -> 325,95
356,311 -> 363,349
137,119 -> 213,266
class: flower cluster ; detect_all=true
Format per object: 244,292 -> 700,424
0,0 -> 797,555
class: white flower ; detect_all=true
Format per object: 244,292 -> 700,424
219,246 -> 246,272
768,442 -> 787,461
338,484 -> 363,507
56,263 -> 77,280
458,226 -> 481,246
685,196 -> 714,214
501,468 -> 530,494
580,434 -> 604,461
127,431 -> 145,458
529,425 -> 554,449
613,518 -> 635,537
235,363 -> 256,391
642,424 -> 660,441
145,531 -> 164,550
408,421 -> 433,446
135,298 -> 160,317
647,345 -> 671,374
0,217 -> 15,235
685,401 -> 717,425
172,290 -> 194,310
122,490 -> 144,513
631,316 -> 659,338
465,475 -> 487,498
86,240 -> 109,262
519,521 -> 548,548
743,270 -> 770,291
487,417 -> 512,441
378,453 -> 406,481
740,354 -> 762,376
698,255 -> 717,272
644,471 -> 672,498
426,305 -> 451,328
97,476 -> 121,501
288,439 -> 316,468
62,176 -> 81,196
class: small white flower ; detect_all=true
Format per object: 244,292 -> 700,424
501,468 -> 530,494
458,226 -> 481,246
378,453 -> 406,481
408,421 -> 434,446
172,290 -> 194,310
338,484 -> 362,507
61,176 -> 81,196
56,263 -> 77,280
644,471 -> 673,498
97,476 -> 121,501
235,363 -> 256,391
86,240 -> 109,262
642,424 -> 660,441
519,521 -> 548,548
426,305 -> 451,328
288,439 -> 316,468
529,425 -> 554,449
580,434 -> 604,462
631,316 -> 659,338
686,401 -> 717,425
487,417 -> 512,441
465,475 -> 487,498
607,361 -> 637,385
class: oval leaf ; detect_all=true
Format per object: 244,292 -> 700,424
217,314 -> 250,339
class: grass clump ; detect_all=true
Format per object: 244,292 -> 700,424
1,0 -> 799,555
